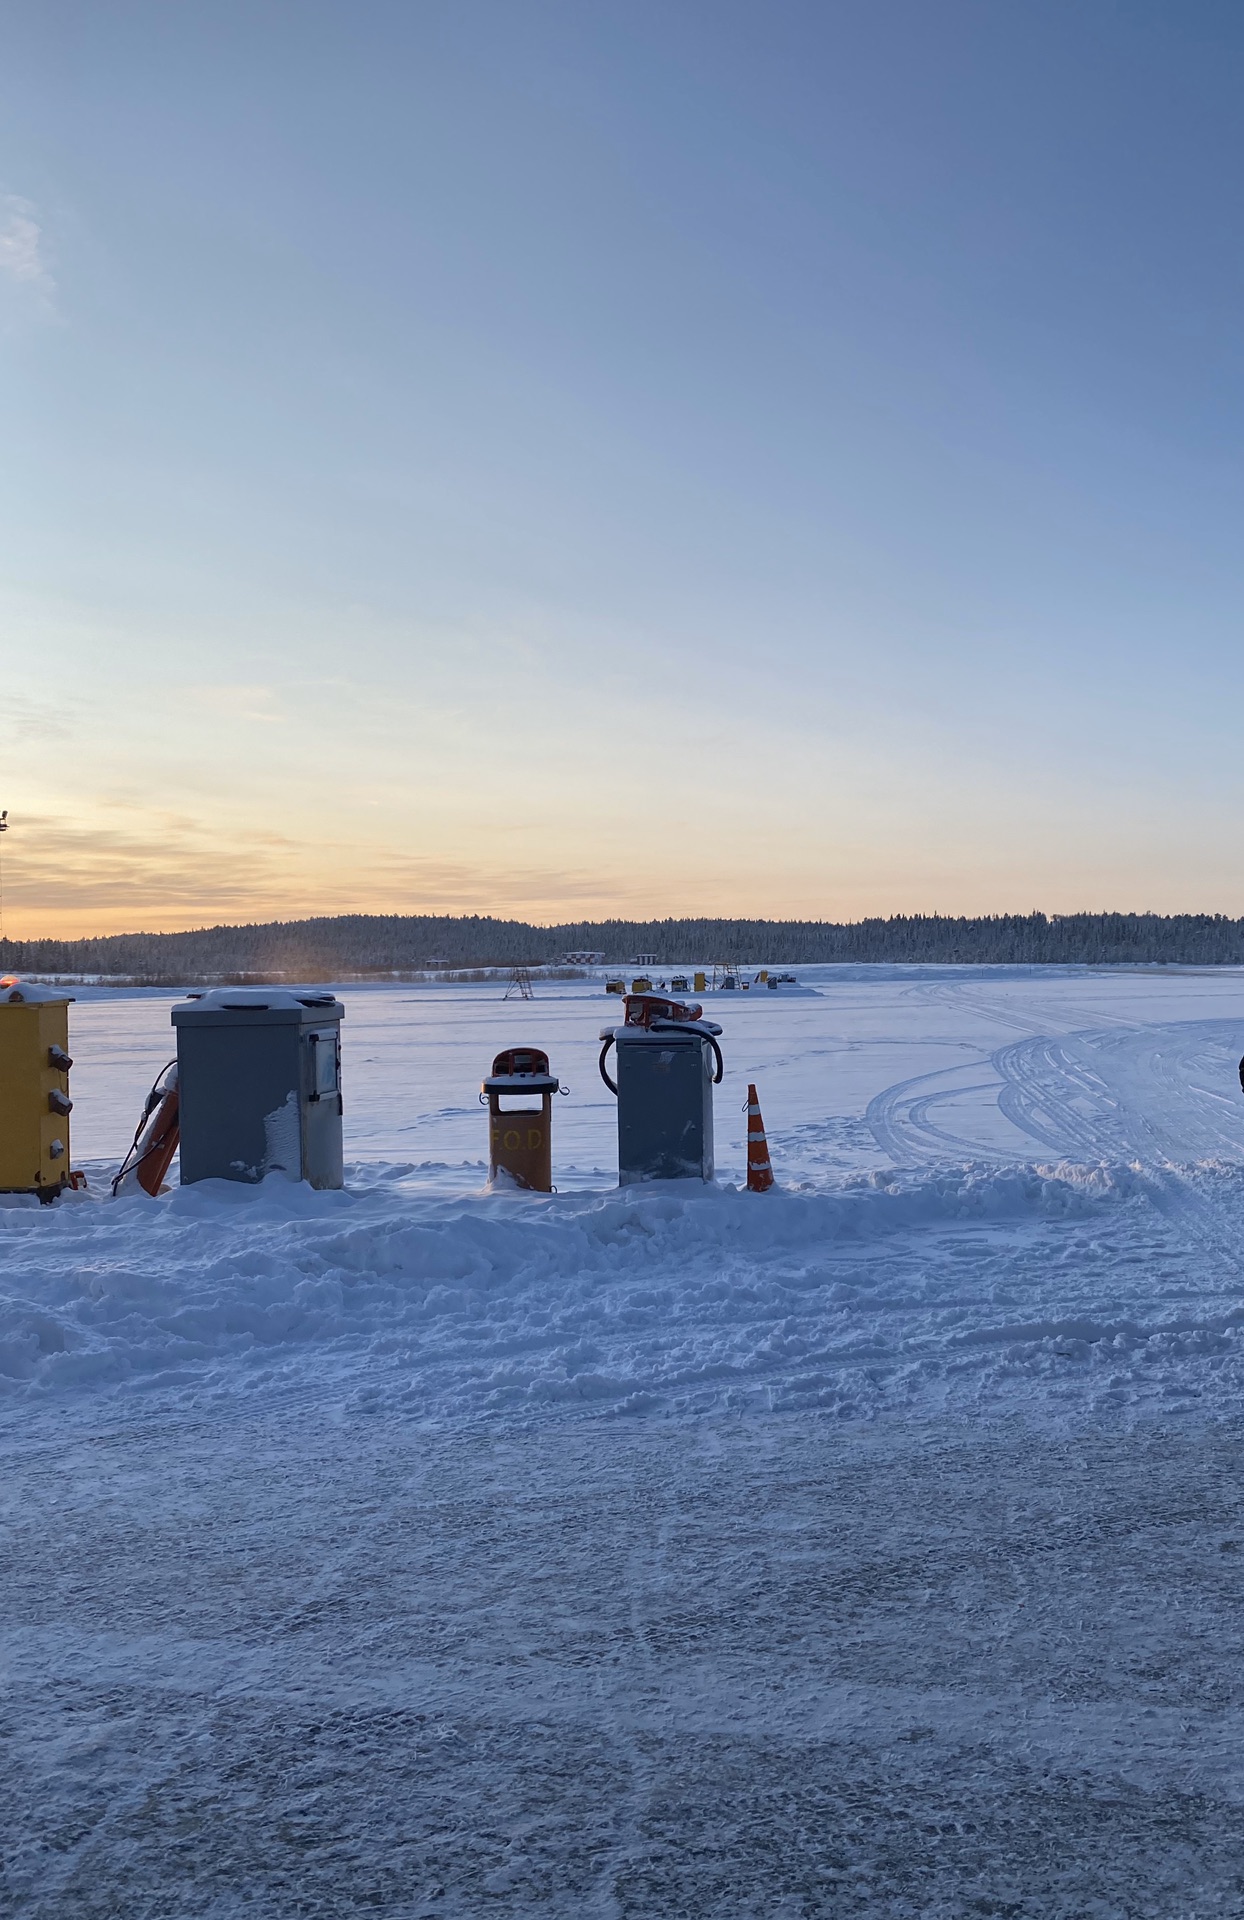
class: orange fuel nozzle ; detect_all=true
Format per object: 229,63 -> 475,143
622,992 -> 704,1028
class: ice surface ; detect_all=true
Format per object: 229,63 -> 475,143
8,966 -> 1244,1915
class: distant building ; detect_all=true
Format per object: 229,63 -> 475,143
562,951 -> 606,966
632,953 -> 659,968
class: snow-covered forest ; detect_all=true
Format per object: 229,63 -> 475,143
6,910 -> 1244,982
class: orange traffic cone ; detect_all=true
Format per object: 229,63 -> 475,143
745,1084 -> 774,1192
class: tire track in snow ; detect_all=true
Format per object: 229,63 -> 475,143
865,1071 -> 1004,1164
868,1011 -> 1244,1285
866,978 -> 1155,1166
1088,1023 -> 1244,1164
870,1018 -> 1244,1175
915,977 -> 1149,1041
992,1036 -> 1127,1160
991,1024 -> 1244,1282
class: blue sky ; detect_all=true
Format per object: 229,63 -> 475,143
2,1 -> 1243,933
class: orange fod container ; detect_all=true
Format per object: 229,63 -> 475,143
481,1046 -> 565,1192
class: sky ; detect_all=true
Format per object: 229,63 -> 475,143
2,0 -> 1244,937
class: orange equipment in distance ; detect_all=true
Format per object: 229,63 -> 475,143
481,1046 -> 566,1192
112,1062 -> 180,1196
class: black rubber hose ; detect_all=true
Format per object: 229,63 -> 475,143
111,1059 -> 176,1195
654,1022 -> 725,1084
600,1026 -> 721,1092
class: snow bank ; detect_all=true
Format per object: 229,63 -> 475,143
3,1156 -> 1221,1426
0,978 -> 72,1004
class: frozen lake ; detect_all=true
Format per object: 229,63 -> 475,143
62,961 -> 1244,1187
6,966 -> 1244,1915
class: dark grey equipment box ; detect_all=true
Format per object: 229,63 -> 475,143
604,1026 -> 720,1183
171,988 -> 345,1188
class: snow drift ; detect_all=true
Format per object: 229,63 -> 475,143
4,1156 -> 1227,1425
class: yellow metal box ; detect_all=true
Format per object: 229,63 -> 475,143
0,980 -> 74,1200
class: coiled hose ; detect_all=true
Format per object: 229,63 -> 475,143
598,1025 -> 723,1096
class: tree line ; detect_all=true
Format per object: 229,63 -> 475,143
4,910 -> 1244,979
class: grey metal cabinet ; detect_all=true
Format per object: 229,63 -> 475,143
171,988 -> 345,1188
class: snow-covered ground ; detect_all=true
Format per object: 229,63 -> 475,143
6,967 -> 1244,1915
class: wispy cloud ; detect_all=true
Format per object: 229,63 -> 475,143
0,195 -> 54,300
0,809 -> 665,937
0,690 -> 74,746
0,811 -> 300,931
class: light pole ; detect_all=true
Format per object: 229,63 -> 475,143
0,811 -> 8,942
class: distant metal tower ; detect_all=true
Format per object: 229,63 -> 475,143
504,966 -> 534,1000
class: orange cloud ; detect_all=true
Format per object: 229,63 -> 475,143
0,810 -> 666,937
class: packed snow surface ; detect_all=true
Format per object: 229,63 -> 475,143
7,966 -> 1244,1915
